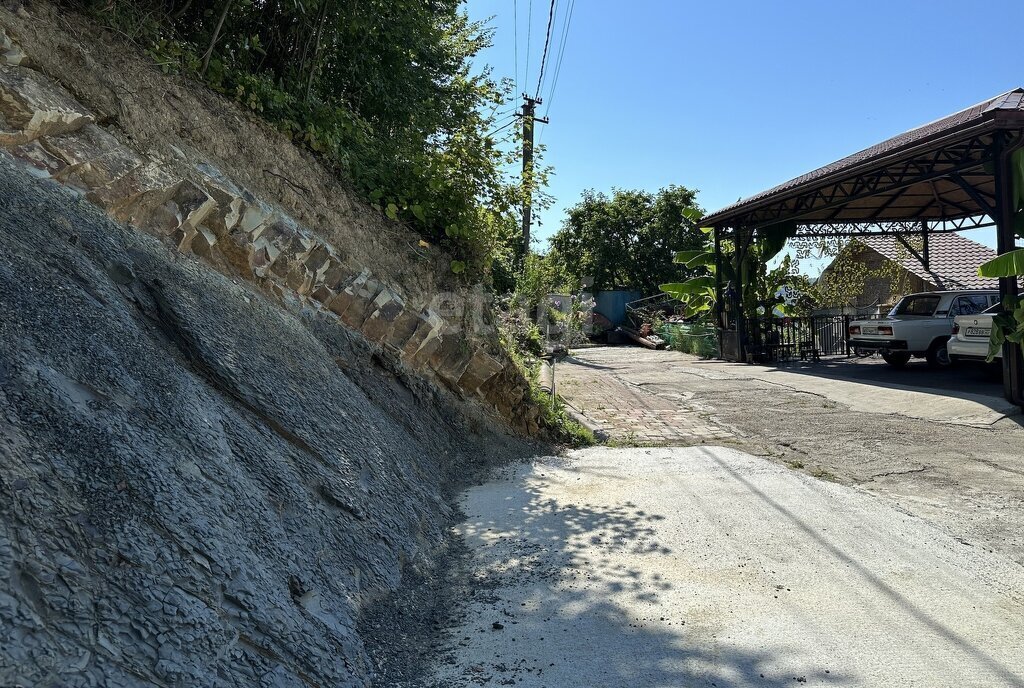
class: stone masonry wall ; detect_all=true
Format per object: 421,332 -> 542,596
0,22 -> 544,436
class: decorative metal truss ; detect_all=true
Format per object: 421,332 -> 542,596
789,214 -> 995,239
713,128 -> 1024,233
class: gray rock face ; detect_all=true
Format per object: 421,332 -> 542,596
0,156 -> 527,687
0,20 -> 539,435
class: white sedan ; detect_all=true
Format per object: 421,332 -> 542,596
947,304 -> 1000,362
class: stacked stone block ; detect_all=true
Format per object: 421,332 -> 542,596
0,26 -> 540,434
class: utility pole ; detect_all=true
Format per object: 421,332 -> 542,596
519,93 -> 549,263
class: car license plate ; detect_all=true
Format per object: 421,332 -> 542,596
965,327 -> 990,338
862,326 -> 878,335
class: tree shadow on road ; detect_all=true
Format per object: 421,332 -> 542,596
428,457 -> 851,687
700,447 -> 1024,688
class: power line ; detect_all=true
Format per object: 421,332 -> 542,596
535,119 -> 549,148
524,0 -> 533,90
488,112 -> 518,129
543,0 -> 574,119
538,0 -> 574,145
535,0 -> 558,98
513,0 -> 519,97
491,106 -> 518,120
488,118 -> 518,138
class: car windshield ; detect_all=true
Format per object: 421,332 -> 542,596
890,295 -> 940,317
982,303 -> 1001,314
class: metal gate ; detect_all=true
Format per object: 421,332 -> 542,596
746,315 -> 850,362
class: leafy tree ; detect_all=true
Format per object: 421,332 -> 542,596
66,0 -> 536,276
811,240 -> 915,310
547,186 -> 705,294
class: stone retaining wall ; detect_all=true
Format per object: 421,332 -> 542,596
0,24 -> 543,435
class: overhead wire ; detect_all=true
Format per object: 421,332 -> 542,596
488,118 -> 518,138
513,0 -> 519,97
534,0 -> 558,98
538,0 -> 574,145
542,0 -> 574,119
488,112 -> 518,129
524,0 -> 533,95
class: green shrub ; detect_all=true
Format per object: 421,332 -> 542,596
661,321 -> 718,358
66,0 -> 533,278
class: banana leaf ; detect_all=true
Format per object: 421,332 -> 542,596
683,252 -> 716,268
987,313 -> 1014,362
683,295 -> 713,317
978,249 -> 1024,278
756,220 -> 798,261
673,249 -> 706,264
659,276 -> 716,299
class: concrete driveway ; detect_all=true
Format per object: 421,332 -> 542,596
556,347 -> 1024,568
430,447 -> 1024,687
557,348 -> 1018,430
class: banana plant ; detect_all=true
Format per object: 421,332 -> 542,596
983,295 -> 1024,362
659,220 -> 798,319
977,148 -> 1024,362
658,240 -> 719,317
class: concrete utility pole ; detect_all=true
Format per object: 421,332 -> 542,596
519,93 -> 549,262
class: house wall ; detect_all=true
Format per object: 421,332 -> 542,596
817,245 -> 932,316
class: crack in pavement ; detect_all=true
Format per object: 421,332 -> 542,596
865,466 -> 931,481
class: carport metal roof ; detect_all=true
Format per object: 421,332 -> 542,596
703,88 -> 1024,234
701,88 -> 1024,406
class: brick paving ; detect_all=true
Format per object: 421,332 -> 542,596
555,348 -> 733,445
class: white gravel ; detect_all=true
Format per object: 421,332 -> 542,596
431,446 -> 1024,688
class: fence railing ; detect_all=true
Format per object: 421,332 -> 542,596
745,315 -> 850,362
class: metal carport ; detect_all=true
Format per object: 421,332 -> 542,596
701,88 -> 1024,406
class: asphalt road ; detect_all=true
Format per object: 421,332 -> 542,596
430,447 -> 1024,688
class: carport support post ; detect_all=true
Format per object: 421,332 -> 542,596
734,226 -> 747,362
993,140 -> 1024,406
713,225 -> 724,353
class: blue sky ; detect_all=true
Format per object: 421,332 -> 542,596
466,0 -> 1024,272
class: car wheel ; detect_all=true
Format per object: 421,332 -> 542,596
881,351 -> 911,367
926,340 -> 952,368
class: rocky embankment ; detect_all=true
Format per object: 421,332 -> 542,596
0,153 -> 533,686
0,9 -> 546,435
0,13 -> 542,688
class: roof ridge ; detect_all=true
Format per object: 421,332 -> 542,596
982,87 -> 1024,113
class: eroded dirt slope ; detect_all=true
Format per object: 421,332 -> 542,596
0,157 -> 532,686
0,1 -> 455,306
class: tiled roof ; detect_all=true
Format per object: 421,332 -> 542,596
703,88 -> 1024,225
855,233 -> 997,290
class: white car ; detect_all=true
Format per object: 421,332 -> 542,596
948,304 -> 1000,362
847,290 -> 1000,368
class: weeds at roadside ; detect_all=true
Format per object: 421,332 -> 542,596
807,466 -> 839,482
782,458 -> 840,482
